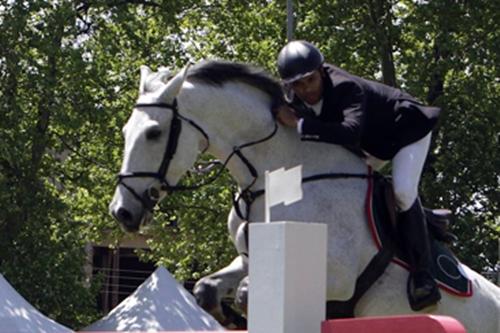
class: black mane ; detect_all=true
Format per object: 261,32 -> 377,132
188,60 -> 285,106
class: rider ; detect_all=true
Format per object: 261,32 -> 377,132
274,40 -> 441,311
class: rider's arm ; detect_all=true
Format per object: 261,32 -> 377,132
274,104 -> 299,128
300,81 -> 365,145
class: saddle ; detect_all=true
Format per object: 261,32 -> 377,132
377,176 -> 458,245
327,173 -> 471,319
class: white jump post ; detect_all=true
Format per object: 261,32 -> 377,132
248,221 -> 327,333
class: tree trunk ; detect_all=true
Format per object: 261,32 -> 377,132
30,23 -> 64,181
426,43 -> 447,105
366,0 -> 397,87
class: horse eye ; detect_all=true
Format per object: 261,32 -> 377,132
146,127 -> 162,140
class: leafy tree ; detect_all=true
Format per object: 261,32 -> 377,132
0,0 -> 103,327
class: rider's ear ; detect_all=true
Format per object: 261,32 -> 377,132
139,65 -> 153,94
157,64 -> 191,103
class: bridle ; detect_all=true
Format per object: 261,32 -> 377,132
117,99 -> 209,211
116,98 -> 278,213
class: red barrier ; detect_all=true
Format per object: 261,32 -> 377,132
79,316 -> 467,333
322,315 -> 466,333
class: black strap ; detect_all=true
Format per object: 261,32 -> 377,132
134,102 -> 176,109
303,172 -> 375,182
159,113 -> 182,177
232,191 -> 248,222
118,179 -> 158,211
234,150 -> 258,178
233,172 -> 381,220
326,245 -> 394,318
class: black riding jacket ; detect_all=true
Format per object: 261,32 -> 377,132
291,64 -> 440,160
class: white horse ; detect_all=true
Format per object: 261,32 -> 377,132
109,60 -> 500,332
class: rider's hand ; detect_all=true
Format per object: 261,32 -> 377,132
273,105 -> 299,128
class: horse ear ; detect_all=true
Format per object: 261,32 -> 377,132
157,67 -> 171,83
158,64 -> 191,103
139,65 -> 152,94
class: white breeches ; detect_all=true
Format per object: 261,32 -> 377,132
364,133 -> 432,212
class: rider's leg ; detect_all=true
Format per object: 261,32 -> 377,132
392,133 -> 431,211
398,198 -> 441,310
392,133 -> 441,310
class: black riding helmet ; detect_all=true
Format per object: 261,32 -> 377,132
277,40 -> 324,84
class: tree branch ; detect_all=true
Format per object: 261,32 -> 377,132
104,0 -> 161,8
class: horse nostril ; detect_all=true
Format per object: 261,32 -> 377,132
116,207 -> 133,222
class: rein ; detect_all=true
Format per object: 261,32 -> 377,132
117,99 -> 376,221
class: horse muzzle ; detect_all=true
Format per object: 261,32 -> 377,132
109,199 -> 152,233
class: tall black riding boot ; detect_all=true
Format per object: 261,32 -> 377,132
398,198 -> 441,311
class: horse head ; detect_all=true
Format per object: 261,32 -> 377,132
109,64 -> 208,232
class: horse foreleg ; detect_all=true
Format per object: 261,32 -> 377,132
193,254 -> 248,327
194,206 -> 249,327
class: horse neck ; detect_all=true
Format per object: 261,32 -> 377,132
180,81 -> 378,276
179,81 -> 368,190
247,129 -> 368,189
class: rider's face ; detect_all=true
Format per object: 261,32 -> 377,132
291,70 -> 324,105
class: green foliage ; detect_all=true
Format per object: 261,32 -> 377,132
0,187 -> 101,328
0,0 -> 498,329
136,166 -> 237,281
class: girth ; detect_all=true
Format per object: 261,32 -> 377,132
233,172 -> 380,221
